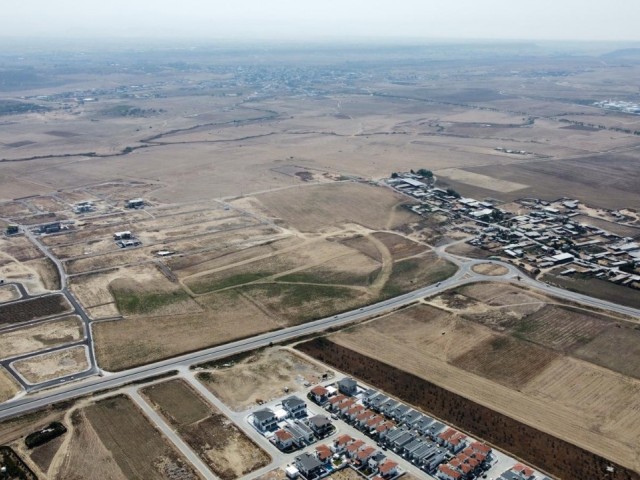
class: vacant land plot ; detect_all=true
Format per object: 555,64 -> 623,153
142,379 -> 270,480
471,263 -> 509,276
0,284 -> 20,303
327,468 -> 363,480
12,346 -> 89,384
255,182 -> 416,232
0,367 -> 20,403
371,232 -> 428,260
0,294 -> 72,327
436,168 -> 529,193
451,335 -> 559,389
574,326 -> 640,379
93,290 -> 282,371
573,214 -> 640,238
62,394 -> 201,480
25,258 -> 60,290
110,276 -> 201,316
0,315 -> 84,360
382,254 -> 457,298
196,348 -> 333,410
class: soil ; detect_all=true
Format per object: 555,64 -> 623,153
12,346 -> 89,384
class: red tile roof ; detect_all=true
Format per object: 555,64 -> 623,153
379,460 -> 398,474
335,434 -> 353,446
438,464 -> 462,479
316,445 -> 332,461
470,441 -> 491,455
311,385 -> 329,396
357,446 -> 376,460
346,440 -> 365,453
275,429 -> 293,441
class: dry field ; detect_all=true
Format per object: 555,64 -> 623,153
55,394 -> 202,480
250,182 -> 417,233
470,263 -> 509,276
196,347 -> 334,411
0,366 -> 20,403
0,294 -> 73,327
0,284 -> 20,303
327,468 -> 363,480
0,315 -> 84,360
141,379 -> 270,480
254,468 -> 288,480
12,346 -> 89,384
329,287 -> 640,471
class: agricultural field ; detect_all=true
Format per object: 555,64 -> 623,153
196,347 -> 334,411
0,294 -> 73,327
0,315 -> 84,360
323,283 -> 640,472
141,379 -> 270,479
12,346 -> 89,384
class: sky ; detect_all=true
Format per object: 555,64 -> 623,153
4,0 -> 640,42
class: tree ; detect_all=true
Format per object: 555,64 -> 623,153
446,188 -> 461,198
417,168 -> 433,178
391,172 -> 399,179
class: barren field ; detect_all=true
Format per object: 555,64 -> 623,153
252,182 -> 417,232
196,347 -> 334,410
142,379 -> 270,479
12,346 -> 89,384
0,366 -> 20,403
328,291 -> 640,471
0,284 -> 20,303
471,263 -> 509,276
58,394 -> 201,480
0,315 -> 84,360
0,294 -> 73,327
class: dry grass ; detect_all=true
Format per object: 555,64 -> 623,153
12,346 -> 89,384
471,263 -> 509,276
574,326 -> 640,379
255,182 -> 416,232
93,290 -> 282,371
0,366 -> 20,403
0,315 -> 84,360
371,232 -> 428,260
196,348 -> 333,411
142,379 -> 270,480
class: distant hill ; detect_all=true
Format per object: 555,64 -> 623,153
601,48 -> 640,59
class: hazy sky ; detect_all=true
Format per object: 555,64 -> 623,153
4,0 -> 640,42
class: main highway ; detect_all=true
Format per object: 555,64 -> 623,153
1,243 -> 638,423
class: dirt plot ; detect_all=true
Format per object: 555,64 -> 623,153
196,348 -> 334,411
12,346 -> 89,384
29,434 -> 64,475
471,263 -> 509,276
0,284 -> 20,303
25,258 -> 60,290
371,232 -> 428,260
0,315 -> 84,360
0,235 -> 43,262
574,326 -> 640,380
0,366 -> 20,403
451,335 -> 559,389
142,379 -> 270,480
436,168 -> 529,193
327,468 -> 363,480
0,294 -> 72,327
254,182 -> 417,232
61,394 -> 201,480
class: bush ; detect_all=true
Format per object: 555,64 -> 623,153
25,422 -> 67,449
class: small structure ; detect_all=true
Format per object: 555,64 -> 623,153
338,377 -> 358,396
6,224 -> 19,235
113,231 -> 132,240
39,222 -> 61,234
285,465 -> 300,479
125,198 -> 145,209
275,429 -> 295,449
253,409 -> 277,432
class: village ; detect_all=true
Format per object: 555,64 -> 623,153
248,375 -> 551,480
386,172 -> 640,291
